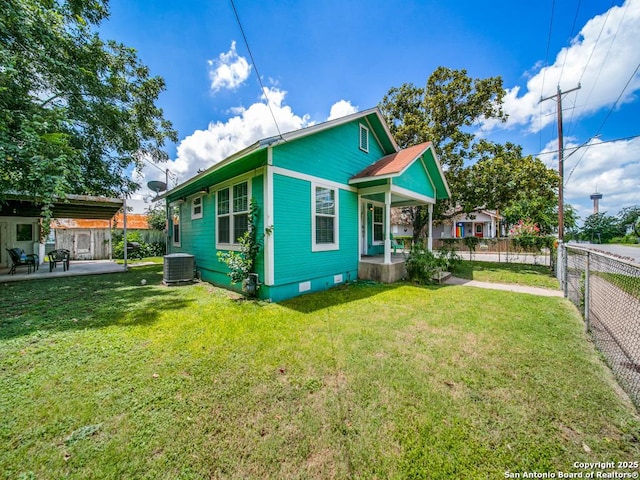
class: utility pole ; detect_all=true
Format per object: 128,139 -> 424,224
540,84 -> 581,241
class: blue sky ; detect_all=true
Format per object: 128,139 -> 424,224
100,0 -> 640,221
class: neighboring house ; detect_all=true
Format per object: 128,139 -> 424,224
433,209 -> 503,239
160,108 -> 450,302
49,213 -> 150,260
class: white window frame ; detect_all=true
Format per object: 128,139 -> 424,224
359,123 -> 369,153
312,182 -> 339,252
216,180 -> 251,251
191,195 -> 203,220
171,204 -> 181,247
372,204 -> 384,245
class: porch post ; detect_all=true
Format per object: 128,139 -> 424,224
357,195 -> 362,259
384,191 -> 391,264
428,203 -> 433,251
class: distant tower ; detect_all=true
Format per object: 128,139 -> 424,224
590,191 -> 603,214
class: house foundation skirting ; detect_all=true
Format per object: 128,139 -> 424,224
358,260 -> 406,283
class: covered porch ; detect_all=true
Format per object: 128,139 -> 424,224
349,142 -> 450,284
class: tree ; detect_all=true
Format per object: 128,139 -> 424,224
458,140 -> 560,234
580,212 -> 623,243
617,205 -> 640,236
0,0 -> 177,225
145,202 -> 167,232
379,67 -> 507,239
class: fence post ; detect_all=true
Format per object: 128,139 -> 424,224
563,244 -> 569,297
584,251 -> 590,332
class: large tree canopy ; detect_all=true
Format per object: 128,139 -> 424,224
460,141 -> 560,235
0,0 -> 177,220
379,67 -> 561,238
379,67 -> 507,237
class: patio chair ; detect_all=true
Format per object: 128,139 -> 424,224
6,248 -> 38,275
48,249 -> 70,272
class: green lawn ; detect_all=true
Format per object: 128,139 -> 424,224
1,265 -> 638,479
454,260 -> 560,289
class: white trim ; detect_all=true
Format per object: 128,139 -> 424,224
159,107 -> 400,201
311,182 -> 340,252
215,179 -> 252,250
389,184 -> 435,204
359,123 -> 369,153
191,195 -> 203,220
349,173 -> 395,184
364,117 -> 386,155
264,157 -> 275,286
420,157 -> 438,200
271,165 -> 357,193
371,203 -> 385,245
383,191 -> 391,264
171,204 -> 181,247
356,185 -> 389,196
357,196 -> 363,258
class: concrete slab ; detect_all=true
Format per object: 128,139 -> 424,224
442,275 -> 563,297
0,260 -> 127,283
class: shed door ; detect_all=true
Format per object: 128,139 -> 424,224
74,230 -> 93,259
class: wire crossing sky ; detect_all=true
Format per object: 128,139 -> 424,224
101,0 -> 640,221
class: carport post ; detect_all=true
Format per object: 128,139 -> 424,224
123,197 -> 128,270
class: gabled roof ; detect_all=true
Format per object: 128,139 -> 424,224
159,108 -> 399,201
350,142 -> 432,180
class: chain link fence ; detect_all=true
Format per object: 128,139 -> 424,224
559,244 -> 640,407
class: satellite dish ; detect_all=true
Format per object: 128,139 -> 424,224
147,180 -> 167,194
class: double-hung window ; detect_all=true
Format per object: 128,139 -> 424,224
373,206 -> 384,244
312,184 -> 339,251
217,180 -> 249,247
191,196 -> 203,219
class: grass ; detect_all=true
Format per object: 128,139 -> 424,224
1,265 -> 638,478
453,260 -> 560,289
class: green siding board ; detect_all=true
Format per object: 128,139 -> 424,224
166,150 -> 267,203
393,158 -> 435,198
168,174 -> 265,286
272,173 -> 358,286
272,121 -> 387,184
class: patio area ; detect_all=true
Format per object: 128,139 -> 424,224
0,260 -> 127,283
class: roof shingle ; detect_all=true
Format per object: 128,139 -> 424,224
351,142 -> 432,180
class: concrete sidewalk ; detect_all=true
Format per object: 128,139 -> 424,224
443,275 -> 564,297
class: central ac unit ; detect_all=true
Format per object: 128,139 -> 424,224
163,253 -> 194,286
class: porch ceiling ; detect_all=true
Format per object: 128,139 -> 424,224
0,194 -> 123,220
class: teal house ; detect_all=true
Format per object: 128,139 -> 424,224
160,108 -> 450,301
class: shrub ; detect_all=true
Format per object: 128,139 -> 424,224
405,243 -> 440,284
437,243 -> 462,272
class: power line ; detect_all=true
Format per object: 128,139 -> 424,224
534,133 -> 640,157
539,0 -> 556,152
229,0 -> 283,139
567,0 -> 616,137
558,0 -> 582,84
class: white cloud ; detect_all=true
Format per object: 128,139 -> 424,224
558,137 -> 640,220
208,41 -> 251,92
482,0 -> 640,133
129,90 -> 362,212
327,100 -> 358,120
169,87 -> 311,184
